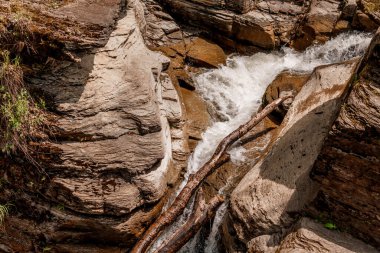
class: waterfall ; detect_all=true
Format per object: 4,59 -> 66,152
150,32 -> 372,253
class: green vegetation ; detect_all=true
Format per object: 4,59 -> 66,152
0,51 -> 43,156
42,246 -> 52,252
0,204 -> 10,225
324,221 -> 337,230
55,203 -> 65,211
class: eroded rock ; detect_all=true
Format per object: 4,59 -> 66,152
310,28 -> 380,248
228,59 -> 360,250
159,0 -> 308,50
275,218 -> 378,253
1,0 -> 188,250
292,0 -> 341,50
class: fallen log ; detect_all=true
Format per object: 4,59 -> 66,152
130,96 -> 293,253
155,189 -> 224,253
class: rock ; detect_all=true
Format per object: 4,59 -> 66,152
360,0 -> 380,24
225,0 -> 255,14
228,59 -> 360,248
233,11 -> 276,49
275,218 -> 379,253
334,20 -> 351,32
310,28 -> 380,248
159,0 -> 307,50
180,87 -> 210,150
353,10 -> 379,31
292,0 -> 341,50
154,10 -> 174,21
7,0 -> 188,249
56,0 -> 122,27
186,38 -> 227,68
342,0 -> 357,20
157,20 -> 180,35
141,0 -> 185,47
176,70 -> 196,91
307,0 -> 340,34
263,71 -> 310,118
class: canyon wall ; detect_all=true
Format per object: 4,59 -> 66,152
310,27 -> 380,248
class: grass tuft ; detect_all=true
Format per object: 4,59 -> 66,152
0,204 -> 10,225
0,51 -> 44,162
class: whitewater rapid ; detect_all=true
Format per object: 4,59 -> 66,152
151,32 -> 372,253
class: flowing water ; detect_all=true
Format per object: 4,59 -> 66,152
150,32 -> 372,253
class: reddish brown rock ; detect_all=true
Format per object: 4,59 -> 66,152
186,38 -> 227,68
291,0 -> 341,50
180,87 -> 210,151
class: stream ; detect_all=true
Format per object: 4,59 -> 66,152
150,32 -> 372,253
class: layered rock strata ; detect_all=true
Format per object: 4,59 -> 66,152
159,0 -> 380,51
0,0 -> 188,251
310,28 -> 380,248
158,0 -> 308,50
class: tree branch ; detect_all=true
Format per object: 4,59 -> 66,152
130,95 -> 293,253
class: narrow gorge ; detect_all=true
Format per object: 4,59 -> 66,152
0,0 -> 379,253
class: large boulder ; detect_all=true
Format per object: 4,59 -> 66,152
228,58 -> 360,251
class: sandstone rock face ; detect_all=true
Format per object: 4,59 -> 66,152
155,37 -> 227,151
291,0 -> 341,50
186,38 -> 227,68
1,0 -> 188,251
41,0 -> 185,217
228,59 -> 360,251
159,0 -> 307,50
310,28 -> 380,248
274,218 -> 379,253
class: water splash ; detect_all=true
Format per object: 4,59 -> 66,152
150,32 -> 372,253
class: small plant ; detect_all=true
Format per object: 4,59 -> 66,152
324,221 -> 337,230
0,51 -> 44,158
42,246 -> 52,252
0,204 -> 10,225
55,203 -> 65,211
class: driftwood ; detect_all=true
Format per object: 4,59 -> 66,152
154,189 -> 224,253
131,96 -> 292,253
